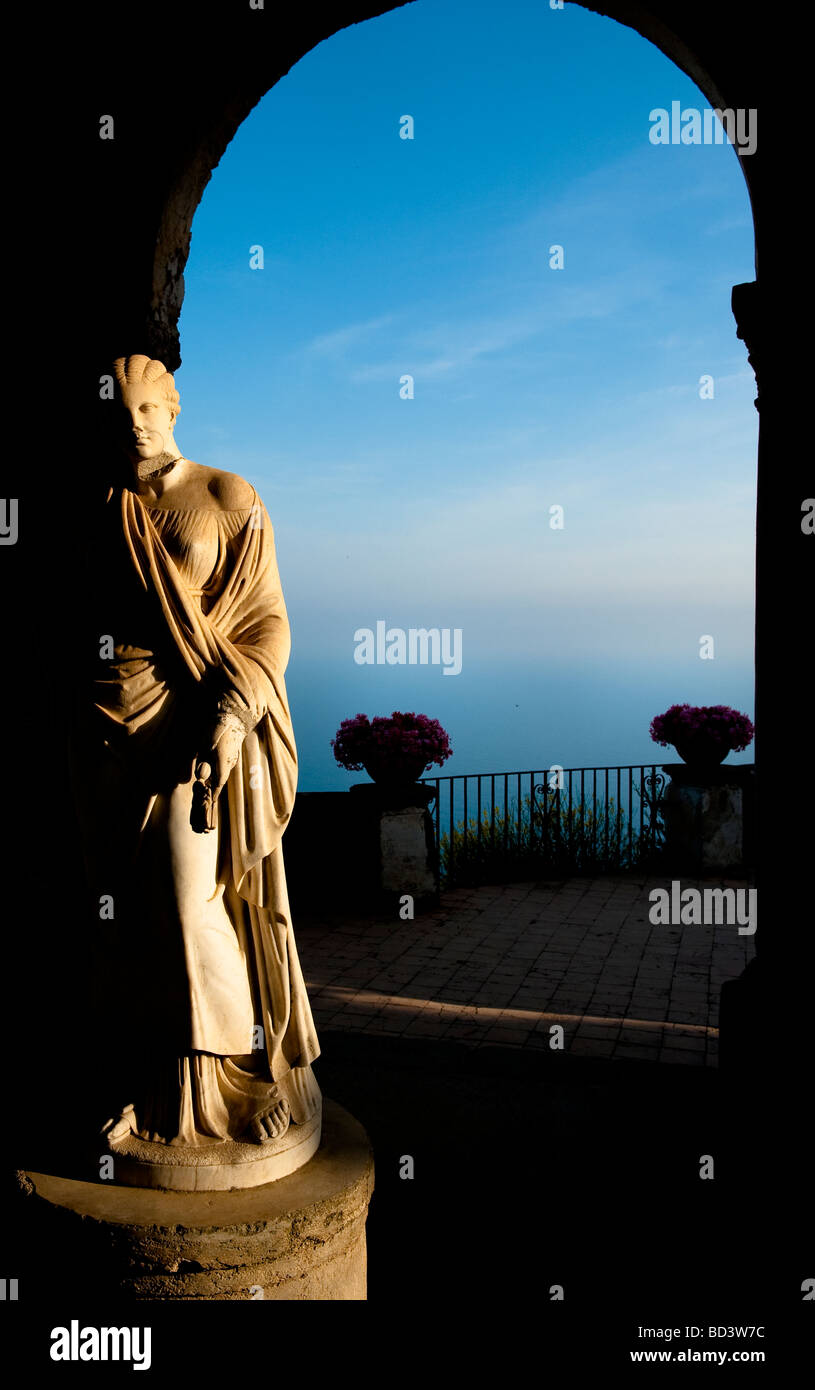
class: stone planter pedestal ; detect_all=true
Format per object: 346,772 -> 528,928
661,763 -> 755,874
349,782 -> 439,911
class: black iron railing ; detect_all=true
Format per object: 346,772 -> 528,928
419,764 -> 667,888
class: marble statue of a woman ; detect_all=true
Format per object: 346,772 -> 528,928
69,354 -> 321,1187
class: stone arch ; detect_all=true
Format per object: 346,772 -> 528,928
70,0 -> 806,1083
148,1 -> 760,370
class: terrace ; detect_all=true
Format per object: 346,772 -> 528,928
294,763 -> 754,1068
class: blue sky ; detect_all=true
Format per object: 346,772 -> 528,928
178,0 -> 757,791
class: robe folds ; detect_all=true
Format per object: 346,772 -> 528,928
69,484 -> 320,1144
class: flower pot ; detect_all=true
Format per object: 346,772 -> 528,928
671,733 -> 730,768
362,753 -> 429,787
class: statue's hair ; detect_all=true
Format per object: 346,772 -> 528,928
112,354 -> 180,418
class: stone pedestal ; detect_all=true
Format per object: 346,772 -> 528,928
16,1100 -> 373,1301
350,782 -> 439,909
661,763 -> 755,874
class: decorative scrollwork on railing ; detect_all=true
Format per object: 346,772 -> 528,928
530,781 -> 562,838
637,771 -> 666,856
529,780 -> 567,866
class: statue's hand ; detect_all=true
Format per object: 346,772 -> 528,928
210,721 -> 245,800
196,717 -> 246,829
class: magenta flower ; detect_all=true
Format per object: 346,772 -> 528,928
332,711 -> 453,772
649,704 -> 754,751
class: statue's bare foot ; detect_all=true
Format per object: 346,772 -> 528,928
101,1104 -> 136,1145
245,1096 -> 290,1144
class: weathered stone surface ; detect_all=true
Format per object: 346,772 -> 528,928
17,1100 -> 372,1301
380,805 -> 437,896
662,769 -> 753,874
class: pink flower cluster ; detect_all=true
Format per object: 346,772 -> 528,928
332,711 -> 453,772
649,704 -> 755,751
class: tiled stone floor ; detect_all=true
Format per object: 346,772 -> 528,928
296,875 -> 755,1066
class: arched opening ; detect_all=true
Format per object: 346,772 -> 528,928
176,0 -> 758,815
153,5 -> 773,1267
98,18 -> 805,1103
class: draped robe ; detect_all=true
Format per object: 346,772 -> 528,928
69,484 -> 320,1145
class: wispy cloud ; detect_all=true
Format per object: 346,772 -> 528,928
302,313 -> 395,357
342,270 -> 676,384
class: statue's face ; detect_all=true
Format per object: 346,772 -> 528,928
115,381 -> 177,465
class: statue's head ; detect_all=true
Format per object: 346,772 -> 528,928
112,354 -> 181,467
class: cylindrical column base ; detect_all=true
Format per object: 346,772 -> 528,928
16,1099 -> 373,1301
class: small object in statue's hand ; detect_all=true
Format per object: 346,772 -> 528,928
191,761 -> 214,833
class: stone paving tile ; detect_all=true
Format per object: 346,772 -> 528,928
661,1032 -> 707,1051
616,1049 -> 663,1065
660,1047 -> 706,1066
568,1038 -> 616,1057
576,1024 -> 621,1041
297,874 -> 754,1067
